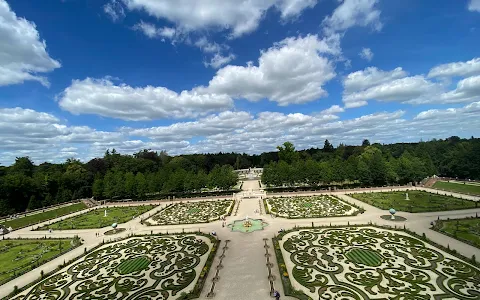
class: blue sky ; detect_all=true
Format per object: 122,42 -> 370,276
1,0 -> 480,165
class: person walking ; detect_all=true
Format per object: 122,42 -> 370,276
274,290 -> 280,300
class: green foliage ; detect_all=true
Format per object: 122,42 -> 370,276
1,137 -> 479,217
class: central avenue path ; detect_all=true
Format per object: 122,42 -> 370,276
1,179 -> 480,299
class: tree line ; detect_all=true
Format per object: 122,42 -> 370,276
0,150 -> 238,216
0,136 -> 478,216
262,137 -> 480,187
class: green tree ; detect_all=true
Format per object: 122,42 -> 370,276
323,139 -> 334,152
124,172 -> 136,197
277,142 -> 298,164
135,172 -> 147,198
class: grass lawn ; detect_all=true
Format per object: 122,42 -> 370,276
433,181 -> 480,195
36,205 -> 155,230
349,190 -> 478,213
0,238 -> 79,284
0,202 -> 88,230
435,218 -> 480,249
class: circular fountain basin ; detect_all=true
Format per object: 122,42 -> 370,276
227,219 -> 268,233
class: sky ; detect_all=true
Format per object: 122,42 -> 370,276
1,0 -> 480,165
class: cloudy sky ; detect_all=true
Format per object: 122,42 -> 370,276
1,0 -> 480,165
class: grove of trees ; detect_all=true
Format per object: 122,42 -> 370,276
262,137 -> 480,187
0,136 -> 478,216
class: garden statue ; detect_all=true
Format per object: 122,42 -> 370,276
104,209 -> 107,217
405,193 -> 409,201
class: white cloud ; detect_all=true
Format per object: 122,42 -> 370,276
0,107 -> 122,165
121,0 -> 318,38
194,37 -> 223,53
438,75 -> 480,103
359,47 -> 374,61
0,0 -> 60,87
343,67 -> 408,93
344,75 -> 438,107
203,34 -> 340,106
468,0 -> 480,12
204,53 -> 236,69
321,105 -> 345,114
342,66 -> 449,107
133,21 -> 176,39
104,0 -> 125,22
57,77 -> 233,121
322,0 -> 382,34
428,57 -> 480,78
3,103 -> 479,165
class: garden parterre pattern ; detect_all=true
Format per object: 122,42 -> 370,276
145,200 -> 234,225
12,234 -> 214,300
279,227 -> 480,299
265,195 -> 357,218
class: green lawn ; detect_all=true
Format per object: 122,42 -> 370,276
37,205 -> 155,230
433,181 -> 480,195
436,218 -> 480,249
0,202 -> 88,230
349,190 -> 478,213
0,238 -> 79,284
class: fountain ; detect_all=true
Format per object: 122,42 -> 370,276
227,216 -> 268,233
389,208 -> 396,220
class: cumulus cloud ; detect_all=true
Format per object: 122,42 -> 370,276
121,0 -> 318,38
128,102 -> 480,155
359,47 -> 374,61
57,77 -> 233,121
468,0 -> 480,12
438,75 -> 480,103
321,105 -> 345,114
428,57 -> 480,78
344,67 -> 408,93
0,0 -> 60,87
3,103 -> 479,165
342,66 -> 446,107
203,34 -> 340,106
322,0 -> 382,34
0,107 -> 123,165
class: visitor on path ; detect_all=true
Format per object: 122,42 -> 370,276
274,290 -> 280,299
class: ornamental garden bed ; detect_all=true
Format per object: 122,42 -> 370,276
36,205 -> 155,230
10,233 -> 218,300
348,190 -> 477,212
264,195 -> 363,218
144,200 -> 234,225
273,225 -> 480,300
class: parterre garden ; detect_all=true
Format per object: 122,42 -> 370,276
274,226 -> 480,299
36,205 -> 155,230
0,238 -> 81,285
349,190 -> 477,212
12,234 -> 217,300
0,202 -> 88,230
145,200 -> 234,225
433,217 -> 480,249
265,195 -> 360,218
